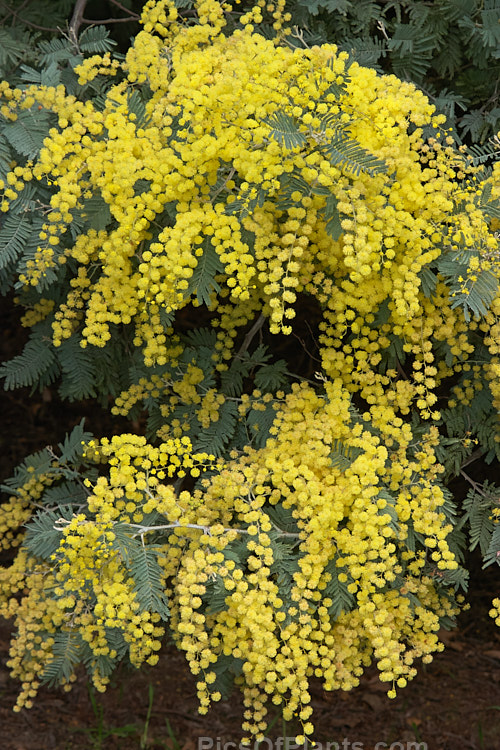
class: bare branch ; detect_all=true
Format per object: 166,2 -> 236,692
69,0 -> 88,44
108,0 -> 140,20
81,15 -> 140,25
236,314 -> 266,358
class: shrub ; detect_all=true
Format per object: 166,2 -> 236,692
0,0 -> 499,742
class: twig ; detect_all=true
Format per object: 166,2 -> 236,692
236,314 -> 266,358
460,447 -> 485,470
127,520 -> 301,539
210,166 -> 236,202
108,0 -> 140,18
81,16 -> 140,25
460,469 -> 495,500
377,19 -> 390,41
0,0 -> 60,32
292,325 -> 321,365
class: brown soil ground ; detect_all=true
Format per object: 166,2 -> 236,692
1,597 -> 500,750
1,297 -> 500,750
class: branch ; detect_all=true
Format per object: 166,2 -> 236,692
109,0 -> 140,17
210,166 -> 236,202
69,0 -> 88,44
81,16 -> 140,25
460,447 -> 485,470
460,469 -> 496,500
236,314 -> 266,358
127,520 -> 301,539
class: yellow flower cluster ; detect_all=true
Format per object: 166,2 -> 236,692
0,376 -> 463,738
0,470 -> 55,551
490,598 -> 500,627
161,381 -> 461,741
1,0 -> 493,362
0,432 -> 216,710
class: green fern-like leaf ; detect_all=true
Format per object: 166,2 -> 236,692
110,523 -> 140,567
1,447 -> 54,493
460,110 -> 493,144
126,89 -> 151,129
388,25 -> 435,80
3,107 -> 52,159
102,627 -> 129,663
275,170 -> 312,211
19,60 -> 62,87
185,238 -> 224,306
338,35 -> 386,70
209,654 -> 242,700
476,412 -> 500,464
204,575 -> 230,615
272,555 -> 301,626
431,87 -> 468,122
24,506 -> 74,561
0,132 -> 12,179
433,33 -> 464,77
377,489 -> 399,532
246,402 -> 278,449
449,267 -> 498,321
266,504 -> 300,534
440,565 -> 470,591
57,419 -> 93,466
220,356 -> 255,397
321,131 -> 387,176
483,523 -> 500,568
0,27 -> 31,71
91,335 -> 135,402
463,486 -> 496,555
478,180 -> 500,220
388,23 -> 431,56
270,536 -> 300,571
130,544 -> 170,620
146,406 -> 168,441
75,192 -> 113,232
479,5 -> 500,49
11,183 -> 43,215
263,111 -> 307,150
323,194 -> 343,239
330,439 -> 363,470
40,479 -> 89,508
193,399 -> 239,456
37,37 -> 75,67
0,329 -> 58,390
303,0 -> 352,16
181,334 -> 218,382
41,631 -> 82,687
79,26 -> 116,55
419,266 -> 438,298
57,335 -> 98,401
254,359 -> 288,391
0,215 -> 33,271
182,326 -> 218,351
323,558 -> 355,619
321,54 -> 352,97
